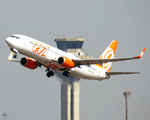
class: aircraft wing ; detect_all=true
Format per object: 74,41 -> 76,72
106,72 -> 140,75
73,47 -> 146,65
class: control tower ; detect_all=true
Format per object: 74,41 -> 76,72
55,37 -> 93,120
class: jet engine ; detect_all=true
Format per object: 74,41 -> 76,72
57,57 -> 75,69
20,57 -> 37,69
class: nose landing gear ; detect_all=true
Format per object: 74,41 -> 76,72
13,54 -> 18,58
9,48 -> 18,58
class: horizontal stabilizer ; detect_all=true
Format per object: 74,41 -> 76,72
106,72 -> 140,76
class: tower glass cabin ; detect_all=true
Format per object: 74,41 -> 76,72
54,38 -> 93,59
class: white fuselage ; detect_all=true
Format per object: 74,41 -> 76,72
6,34 -> 110,80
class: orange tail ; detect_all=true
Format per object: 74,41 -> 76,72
99,40 -> 118,72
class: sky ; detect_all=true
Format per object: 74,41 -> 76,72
0,0 -> 150,120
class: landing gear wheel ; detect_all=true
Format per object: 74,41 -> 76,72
66,72 -> 70,77
63,71 -> 71,77
13,54 -> 18,58
46,71 -> 54,78
46,72 -> 51,78
49,71 -> 54,76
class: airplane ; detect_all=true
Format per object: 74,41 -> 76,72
5,34 -> 146,80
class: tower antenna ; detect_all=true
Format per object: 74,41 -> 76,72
78,25 -> 80,38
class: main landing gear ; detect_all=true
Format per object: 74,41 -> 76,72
46,69 -> 54,78
46,69 -> 70,78
63,71 -> 71,77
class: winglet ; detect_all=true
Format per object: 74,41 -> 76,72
134,47 -> 146,59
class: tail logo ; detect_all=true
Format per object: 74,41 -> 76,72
101,48 -> 114,71
104,50 -> 114,59
99,40 -> 118,72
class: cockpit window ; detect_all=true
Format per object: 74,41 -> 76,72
11,36 -> 20,39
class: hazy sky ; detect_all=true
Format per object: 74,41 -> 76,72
0,0 -> 149,120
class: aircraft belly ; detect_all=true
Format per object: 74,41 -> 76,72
71,67 -> 104,80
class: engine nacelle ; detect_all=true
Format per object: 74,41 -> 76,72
57,57 -> 75,69
20,57 -> 37,70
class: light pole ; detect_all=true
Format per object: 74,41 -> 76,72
2,113 -> 8,120
123,91 -> 131,120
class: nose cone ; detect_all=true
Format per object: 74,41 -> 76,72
5,37 -> 14,48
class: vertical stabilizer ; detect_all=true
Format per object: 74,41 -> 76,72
99,40 -> 118,72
